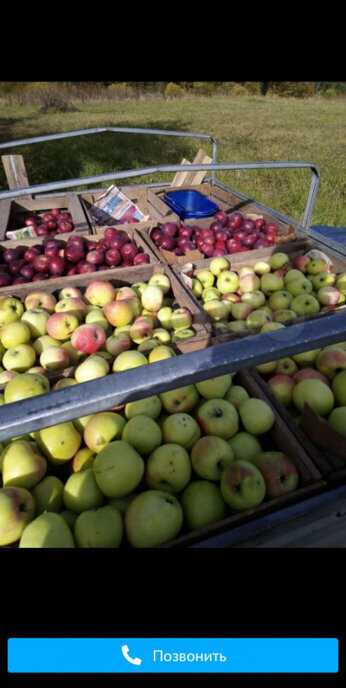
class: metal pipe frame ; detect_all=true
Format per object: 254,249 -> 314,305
0,126 -> 219,185
0,310 -> 345,443
0,161 -> 320,231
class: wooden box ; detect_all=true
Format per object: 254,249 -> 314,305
0,194 -> 92,241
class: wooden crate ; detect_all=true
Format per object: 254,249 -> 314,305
0,226 -> 162,294
251,368 -> 346,486
0,194 -> 92,241
162,368 -> 326,548
0,262 -> 211,365
171,237 -> 346,338
81,186 -> 179,233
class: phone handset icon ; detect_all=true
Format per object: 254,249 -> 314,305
121,645 -> 142,666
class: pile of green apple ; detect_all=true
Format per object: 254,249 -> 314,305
0,373 -> 301,548
0,276 -> 197,401
254,342 -> 346,438
189,252 -> 346,332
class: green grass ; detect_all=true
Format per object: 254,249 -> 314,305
0,96 -> 345,226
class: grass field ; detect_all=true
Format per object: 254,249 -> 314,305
0,96 -> 345,227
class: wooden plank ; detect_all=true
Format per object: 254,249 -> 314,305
1,155 -> 32,199
0,199 -> 13,240
146,188 -> 173,219
66,193 -> 92,234
172,150 -> 213,188
170,158 -> 191,187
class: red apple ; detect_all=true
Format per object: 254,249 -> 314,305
8,259 -> 25,275
200,242 -> 214,257
49,256 -> 66,276
133,253 -> 150,265
0,273 -> 12,286
50,208 -> 61,218
33,255 -> 51,273
255,218 -> 266,230
214,210 -> 228,225
3,248 -> 21,263
161,222 -> 178,237
161,236 -> 177,251
121,243 -> 138,261
58,220 -> 74,234
226,239 -> 241,253
86,249 -> 105,265
23,247 -> 41,263
20,264 -> 35,281
105,249 -> 121,266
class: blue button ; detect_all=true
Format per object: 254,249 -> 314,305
7,638 -> 339,674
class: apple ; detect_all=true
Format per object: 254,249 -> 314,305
125,490 -> 183,548
336,273 -> 346,294
196,398 -> 239,440
159,385 -> 199,414
75,354 -> 110,382
148,274 -> 171,295
269,253 -> 290,270
292,348 -> 321,367
312,272 -> 336,290
39,346 -> 70,371
216,271 -> 239,294
252,451 -> 299,498
209,257 -> 230,276
83,412 -> 126,454
238,398 -> 275,435
170,308 -> 193,331
260,274 -> 285,295
228,432 -> 262,462
4,372 -> 50,404
148,345 -> 176,363
272,309 -> 297,323
46,312 -> 79,340
122,414 -> 163,456
268,290 -> 292,311
19,512 -> 76,548
157,307 -> 173,330
245,310 -> 271,329
231,302 -> 253,321
220,460 -> 266,511
161,413 -> 200,450
0,439 -> 46,490
181,480 -> 227,533
241,290 -> 266,309
151,329 -> 171,344
93,440 -> 145,497
332,370 -> 346,405
71,447 -> 96,473
145,443 -> 191,493
196,270 -> 214,289
59,287 -> 83,300
328,407 -> 346,437
53,378 -> 78,390
112,350 -> 148,373
203,300 -> 229,322
70,324 -> 106,354
105,333 -> 131,357
84,310 -> 109,332
73,504 -> 123,548
140,285 -> 164,313
195,374 -> 233,400
224,385 -> 249,408
275,358 -> 298,376
267,374 -> 296,407
306,259 -> 329,275
0,297 -> 24,327
290,294 -> 320,316
103,300 -> 134,328
285,276 -> 313,297
190,435 -> 234,481
317,286 -> 341,306
85,280 -> 116,307
125,395 -> 162,420
33,421 -> 82,465
238,273 -> 261,293
55,297 -> 88,322
315,347 -> 346,380
191,279 -> 203,299
24,291 -> 57,313
293,368 -> 330,386
0,486 -> 36,546
63,468 -> 104,513
2,344 -> 36,373
31,475 -> 65,514
292,379 -> 334,415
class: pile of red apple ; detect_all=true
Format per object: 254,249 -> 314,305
150,211 -> 280,258
12,209 -> 75,237
0,228 -> 151,287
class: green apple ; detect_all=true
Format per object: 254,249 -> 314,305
191,278 -> 203,299
190,435 -> 234,480
272,309 -> 297,323
83,413 -> 126,454
306,259 -> 329,275
196,270 -> 214,289
19,512 -> 76,548
252,451 -> 299,498
141,285 -> 164,312
286,276 -> 313,297
21,309 -> 50,338
60,509 -> 79,530
161,413 -> 200,450
148,273 -> 171,295
238,398 -> 275,435
312,272 -> 336,289
202,287 -> 221,302
125,395 -> 162,420
125,490 -> 183,548
228,432 -> 262,462
181,480 -> 227,532
0,297 -> 24,326
196,399 -> 239,440
122,415 -> 162,456
254,360 -> 277,375
93,441 -> 145,497
328,407 -> 346,436
203,299 -> 229,322
253,261 -> 271,276
31,475 -> 65,514
0,486 -> 35,546
227,321 -> 247,333
217,271 -> 239,294
260,322 -> 285,333
113,350 -> 148,373
220,460 -> 266,510
336,272 -> 346,294
246,310 -> 272,329
40,346 -> 70,372
0,321 -> 31,349
171,329 -> 195,343
275,358 -> 298,376
107,493 -> 136,515
260,274 -> 285,295
316,347 -> 346,380
74,504 -> 124,548
292,379 -> 334,416
33,422 -> 82,465
224,385 -> 249,408
269,253 -> 290,270
290,294 -> 320,316
148,345 -> 175,363
209,256 -> 230,276
32,335 -> 61,356
1,440 -> 46,489
268,290 -> 293,311
332,370 -> 346,405
160,385 -> 199,414
63,468 -> 104,513
145,444 -> 191,493
196,374 -> 233,400
75,354 -> 110,382
292,348 -> 321,367
231,302 -> 253,321
2,343 -> 36,374
284,269 -> 306,285
241,290 -> 266,309
71,447 -> 96,472
4,372 -> 50,404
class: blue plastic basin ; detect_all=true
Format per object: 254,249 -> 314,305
163,190 -> 219,220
